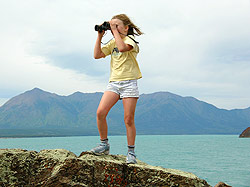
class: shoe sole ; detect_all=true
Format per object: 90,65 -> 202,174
91,150 -> 109,156
126,158 -> 137,164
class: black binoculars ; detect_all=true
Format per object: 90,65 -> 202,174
95,22 -> 111,32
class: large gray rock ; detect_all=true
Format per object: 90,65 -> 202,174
0,149 -> 211,186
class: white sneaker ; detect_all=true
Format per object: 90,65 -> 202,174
126,151 -> 137,164
90,143 -> 110,155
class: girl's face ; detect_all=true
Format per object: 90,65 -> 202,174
110,19 -> 129,37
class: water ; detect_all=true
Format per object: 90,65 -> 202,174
0,135 -> 249,187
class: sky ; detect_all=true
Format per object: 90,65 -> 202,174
0,0 -> 250,110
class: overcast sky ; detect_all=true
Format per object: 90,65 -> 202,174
0,0 -> 250,109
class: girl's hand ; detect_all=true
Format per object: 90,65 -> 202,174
98,30 -> 105,38
109,20 -> 118,31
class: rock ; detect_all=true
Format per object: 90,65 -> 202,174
0,149 -> 212,186
214,182 -> 232,187
239,127 -> 250,138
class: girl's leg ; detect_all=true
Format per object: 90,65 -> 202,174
122,97 -> 138,146
96,91 -> 120,140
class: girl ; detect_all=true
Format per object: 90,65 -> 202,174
91,14 -> 143,164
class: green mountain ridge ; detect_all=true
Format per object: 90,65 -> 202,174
0,88 -> 249,137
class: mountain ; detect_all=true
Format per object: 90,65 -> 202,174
0,88 -> 249,137
136,92 -> 250,134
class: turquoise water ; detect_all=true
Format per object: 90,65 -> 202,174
0,135 -> 249,187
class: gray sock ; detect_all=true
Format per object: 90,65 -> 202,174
128,145 -> 135,153
101,138 -> 108,144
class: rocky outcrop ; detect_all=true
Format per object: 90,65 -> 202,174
214,182 -> 232,187
0,149 -> 211,187
239,127 -> 250,138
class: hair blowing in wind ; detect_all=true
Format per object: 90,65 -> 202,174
112,14 -> 144,36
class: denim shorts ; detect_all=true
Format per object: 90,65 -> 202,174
106,80 -> 139,99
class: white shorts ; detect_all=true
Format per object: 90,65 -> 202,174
106,80 -> 139,99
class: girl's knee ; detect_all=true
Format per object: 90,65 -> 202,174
124,115 -> 134,126
96,108 -> 107,120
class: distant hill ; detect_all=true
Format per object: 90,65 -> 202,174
0,88 -> 249,137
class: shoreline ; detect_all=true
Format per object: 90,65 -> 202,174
0,134 -> 239,139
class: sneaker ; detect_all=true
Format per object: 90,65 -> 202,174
90,143 -> 110,155
126,151 -> 137,164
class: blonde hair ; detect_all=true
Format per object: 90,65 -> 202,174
112,14 -> 143,36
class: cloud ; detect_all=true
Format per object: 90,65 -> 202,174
0,23 -> 106,97
0,0 -> 250,109
137,0 -> 250,109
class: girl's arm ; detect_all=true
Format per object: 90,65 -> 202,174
94,31 -> 106,59
110,22 -> 133,52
